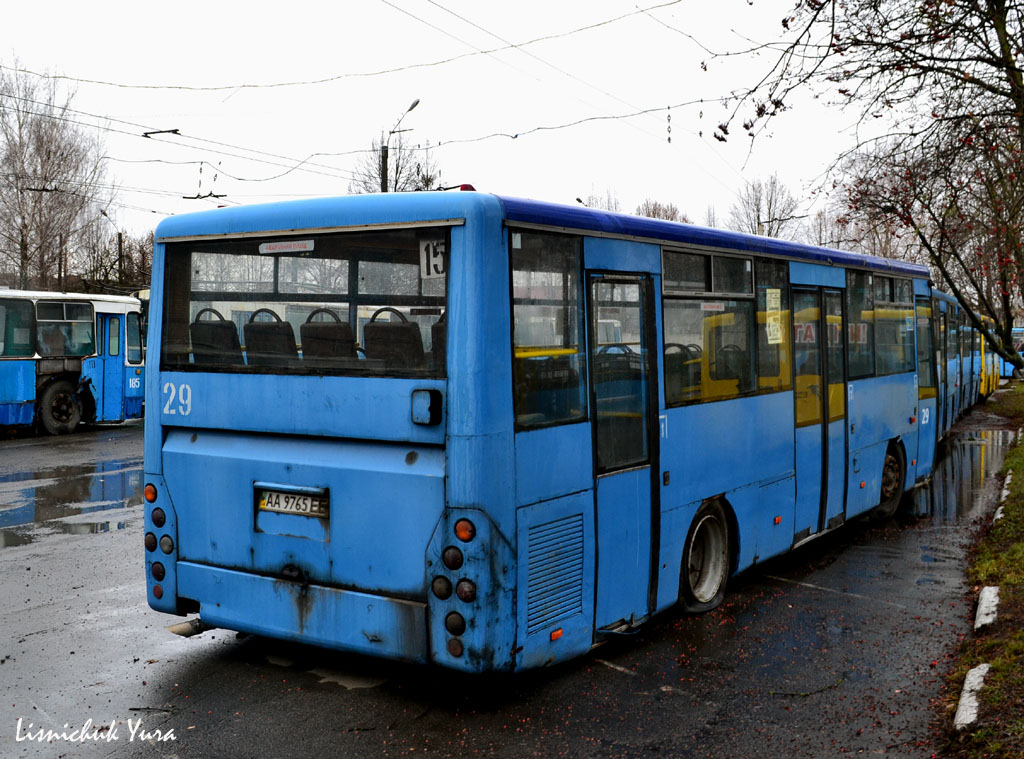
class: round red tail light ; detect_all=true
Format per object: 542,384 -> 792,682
151,508 -> 166,528
431,576 -> 453,600
444,612 -> 466,636
442,546 -> 463,570
455,579 -> 477,603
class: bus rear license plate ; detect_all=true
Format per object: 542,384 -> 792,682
258,490 -> 329,518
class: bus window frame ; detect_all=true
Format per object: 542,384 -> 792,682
662,248 -> 783,408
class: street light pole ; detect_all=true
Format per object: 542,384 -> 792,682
100,210 -> 124,287
380,99 -> 420,193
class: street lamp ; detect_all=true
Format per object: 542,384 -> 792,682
100,209 -> 124,287
380,99 -> 420,193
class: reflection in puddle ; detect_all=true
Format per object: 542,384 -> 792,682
0,459 -> 142,547
913,429 -> 1016,521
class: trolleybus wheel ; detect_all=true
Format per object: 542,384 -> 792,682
40,380 -> 81,435
679,500 -> 731,613
875,445 -> 905,518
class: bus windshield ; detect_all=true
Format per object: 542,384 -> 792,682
160,226 -> 449,377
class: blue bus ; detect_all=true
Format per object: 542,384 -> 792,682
143,192 -> 984,672
1,290 -> 145,434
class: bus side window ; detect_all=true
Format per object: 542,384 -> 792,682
755,258 -> 791,393
510,231 -> 586,429
846,270 -> 875,378
126,312 -> 143,364
0,299 -> 35,357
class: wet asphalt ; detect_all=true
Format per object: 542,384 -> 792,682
0,406 -> 1015,759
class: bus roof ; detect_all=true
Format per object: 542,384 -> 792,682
0,289 -> 141,309
154,192 -> 931,279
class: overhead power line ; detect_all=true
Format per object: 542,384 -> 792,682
4,1 -> 683,92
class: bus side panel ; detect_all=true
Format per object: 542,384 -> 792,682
916,396 -> 938,481
0,360 -> 36,425
847,374 -> 916,507
514,491 -> 595,670
124,366 -> 144,419
514,423 -> 592,506
661,393 -> 794,513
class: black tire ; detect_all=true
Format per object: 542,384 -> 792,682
679,500 -> 731,612
875,444 -> 905,518
39,380 -> 81,435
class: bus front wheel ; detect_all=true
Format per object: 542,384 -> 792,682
679,500 -> 731,613
40,380 -> 81,435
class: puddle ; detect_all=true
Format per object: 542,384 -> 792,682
912,428 -> 1016,521
0,459 -> 142,546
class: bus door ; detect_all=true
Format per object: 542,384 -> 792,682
96,313 -> 125,421
792,288 -> 847,540
587,272 -> 658,629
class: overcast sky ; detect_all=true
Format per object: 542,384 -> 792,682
3,1 -> 850,234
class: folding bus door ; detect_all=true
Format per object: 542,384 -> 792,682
792,288 -> 847,541
588,272 -> 658,629
98,313 -> 125,421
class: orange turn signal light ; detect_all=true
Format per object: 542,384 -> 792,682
550,628 -> 563,641
454,518 -> 476,542
144,484 -> 158,503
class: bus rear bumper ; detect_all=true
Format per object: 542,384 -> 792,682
176,562 -> 429,663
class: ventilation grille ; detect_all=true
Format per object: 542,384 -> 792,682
526,513 -> 585,635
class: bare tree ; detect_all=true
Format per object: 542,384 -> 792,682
727,174 -> 800,237
635,199 -> 690,222
348,134 -> 441,194
0,65 -> 111,289
717,1 -> 1024,366
703,206 -> 720,228
580,189 -> 621,212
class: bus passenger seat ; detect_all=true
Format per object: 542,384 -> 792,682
430,313 -> 447,371
244,309 -> 298,368
363,321 -> 425,370
301,315 -> 356,365
190,308 -> 243,366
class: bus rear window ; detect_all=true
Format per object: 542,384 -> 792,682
160,227 -> 449,377
0,299 -> 35,357
36,301 -> 95,357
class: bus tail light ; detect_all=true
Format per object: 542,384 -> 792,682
145,533 -> 157,552
432,576 -> 453,600
151,508 -> 166,528
144,484 -> 158,503
151,562 -> 165,581
454,519 -> 476,542
442,546 -> 463,570
455,579 -> 476,603
445,612 -> 466,636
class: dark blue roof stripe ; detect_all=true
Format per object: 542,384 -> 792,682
495,195 -> 930,278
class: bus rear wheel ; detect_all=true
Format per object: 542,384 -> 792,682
875,445 -> 905,518
679,500 -> 731,613
40,380 -> 81,435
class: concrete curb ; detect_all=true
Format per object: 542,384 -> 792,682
996,468 -> 1013,522
953,468 -> 1012,731
974,586 -> 1000,630
954,664 -> 991,731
